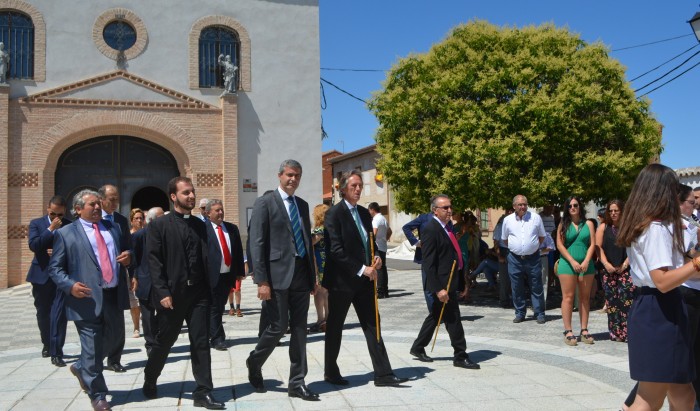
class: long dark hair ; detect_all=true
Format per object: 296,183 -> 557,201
561,196 -> 584,230
617,164 -> 684,253
604,199 -> 624,227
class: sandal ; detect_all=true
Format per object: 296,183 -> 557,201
580,328 -> 594,344
563,329 -> 577,346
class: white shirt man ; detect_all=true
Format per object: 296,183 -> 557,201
501,195 -> 546,324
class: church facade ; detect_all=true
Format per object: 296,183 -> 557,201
0,0 -> 321,287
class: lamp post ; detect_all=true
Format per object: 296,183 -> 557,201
689,11 -> 700,42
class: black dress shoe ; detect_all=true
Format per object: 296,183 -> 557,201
142,381 -> 158,399
288,384 -> 320,401
323,374 -> 349,385
246,358 -> 266,392
41,347 -> 50,358
374,374 -> 409,386
454,357 -> 480,370
512,316 -> 525,323
70,364 -> 88,392
212,341 -> 228,351
193,393 -> 225,410
91,398 -> 112,410
409,350 -> 433,362
105,362 -> 127,372
51,356 -> 66,367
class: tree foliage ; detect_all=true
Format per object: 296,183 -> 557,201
368,20 -> 661,213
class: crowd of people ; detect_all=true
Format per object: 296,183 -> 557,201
24,162 -> 700,411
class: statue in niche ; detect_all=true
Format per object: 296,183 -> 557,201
0,43 -> 10,84
218,54 -> 238,95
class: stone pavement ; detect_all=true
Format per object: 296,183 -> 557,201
0,260 -> 653,410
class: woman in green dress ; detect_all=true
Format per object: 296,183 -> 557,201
557,196 -> 597,346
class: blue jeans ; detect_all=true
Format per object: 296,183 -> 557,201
471,259 -> 498,287
508,252 -> 545,319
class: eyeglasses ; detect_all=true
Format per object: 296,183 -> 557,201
567,204 -> 579,209
435,205 -> 452,210
49,212 -> 64,217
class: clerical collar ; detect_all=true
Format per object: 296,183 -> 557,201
173,211 -> 191,219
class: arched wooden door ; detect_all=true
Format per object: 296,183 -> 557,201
55,136 -> 179,214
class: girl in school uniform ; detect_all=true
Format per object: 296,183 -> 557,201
617,164 -> 700,411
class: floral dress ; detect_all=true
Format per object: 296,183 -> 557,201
311,226 -> 326,283
602,225 -> 635,341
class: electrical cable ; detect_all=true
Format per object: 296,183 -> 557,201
612,33 -> 693,52
320,77 -> 367,104
638,58 -> 700,98
634,49 -> 700,92
629,43 -> 700,82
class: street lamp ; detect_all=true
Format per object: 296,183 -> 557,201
689,11 -> 700,42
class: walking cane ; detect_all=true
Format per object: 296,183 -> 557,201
370,232 -> 381,342
431,260 -> 457,352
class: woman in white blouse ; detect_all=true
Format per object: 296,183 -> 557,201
617,164 -> 700,411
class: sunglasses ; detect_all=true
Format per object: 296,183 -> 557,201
435,205 -> 452,210
567,204 -> 579,209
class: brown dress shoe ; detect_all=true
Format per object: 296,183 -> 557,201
91,398 -> 112,410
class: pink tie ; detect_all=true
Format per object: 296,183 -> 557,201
93,223 -> 114,284
447,231 -> 464,270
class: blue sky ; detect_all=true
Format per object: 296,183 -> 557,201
319,1 -> 698,170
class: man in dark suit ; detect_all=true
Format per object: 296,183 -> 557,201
49,189 -> 132,411
142,177 -> 224,410
132,207 -> 164,356
409,194 -> 480,370
97,184 -> 131,373
322,170 -> 408,387
27,195 -> 71,366
246,160 -> 318,401
205,199 -> 245,351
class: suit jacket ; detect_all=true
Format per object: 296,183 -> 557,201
48,219 -> 129,320
206,220 -> 245,290
26,215 -> 72,284
249,190 -> 314,291
421,218 -> 463,294
322,201 -> 377,292
132,227 -> 151,300
147,212 -> 210,302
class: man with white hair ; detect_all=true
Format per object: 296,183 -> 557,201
501,194 -> 547,324
198,198 -> 210,221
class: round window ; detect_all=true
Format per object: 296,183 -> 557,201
103,20 -> 136,51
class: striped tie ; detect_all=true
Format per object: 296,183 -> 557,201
288,197 -> 306,258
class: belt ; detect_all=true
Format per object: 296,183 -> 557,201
511,251 -> 539,259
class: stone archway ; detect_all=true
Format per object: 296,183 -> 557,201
55,136 -> 179,214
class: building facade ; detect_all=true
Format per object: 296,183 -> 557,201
0,0 -> 321,287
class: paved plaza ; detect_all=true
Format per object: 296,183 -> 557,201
0,260 -> 650,410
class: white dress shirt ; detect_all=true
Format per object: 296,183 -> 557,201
79,218 -> 118,288
501,211 -> 545,256
211,221 -> 232,274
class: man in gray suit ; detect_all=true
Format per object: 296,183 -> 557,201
246,159 -> 318,401
49,189 -> 131,411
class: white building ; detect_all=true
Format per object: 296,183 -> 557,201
0,0 -> 320,287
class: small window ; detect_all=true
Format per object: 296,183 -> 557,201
480,210 -> 489,230
0,11 -> 34,79
199,26 -> 239,89
103,20 -> 136,51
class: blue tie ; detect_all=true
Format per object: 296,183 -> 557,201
105,214 -> 113,222
287,197 -> 306,258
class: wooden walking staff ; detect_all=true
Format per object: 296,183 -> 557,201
431,260 -> 457,352
370,232 -> 381,342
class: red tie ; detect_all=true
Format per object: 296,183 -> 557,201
217,225 -> 231,267
93,223 -> 114,283
447,231 -> 464,270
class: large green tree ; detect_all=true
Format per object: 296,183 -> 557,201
369,21 -> 661,213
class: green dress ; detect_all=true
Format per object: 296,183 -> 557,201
557,222 -> 595,276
